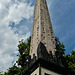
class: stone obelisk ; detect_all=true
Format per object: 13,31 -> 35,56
24,0 -> 72,75
30,0 -> 56,58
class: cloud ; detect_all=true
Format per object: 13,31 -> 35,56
0,0 -> 75,72
0,0 -> 33,72
0,54 -> 14,71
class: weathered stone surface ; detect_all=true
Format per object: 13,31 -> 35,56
30,0 -> 56,58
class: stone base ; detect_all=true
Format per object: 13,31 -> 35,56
23,58 -> 74,75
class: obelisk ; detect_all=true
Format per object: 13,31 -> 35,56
30,0 -> 56,58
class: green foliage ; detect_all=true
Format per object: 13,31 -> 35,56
1,36 -> 75,74
4,65 -> 20,75
0,71 -> 3,75
64,51 -> 75,72
17,36 -> 31,67
55,37 -> 75,72
16,36 -> 31,74
55,37 -> 66,67
3,36 -> 31,75
55,37 -> 66,56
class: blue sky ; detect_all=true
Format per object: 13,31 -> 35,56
49,0 -> 75,54
0,0 -> 75,72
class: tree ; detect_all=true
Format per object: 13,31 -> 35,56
55,37 -> 75,72
55,37 -> 67,66
0,71 -> 3,75
4,65 -> 20,75
55,37 -> 66,56
64,51 -> 75,72
3,36 -> 75,74
3,36 -> 31,75
16,36 -> 31,74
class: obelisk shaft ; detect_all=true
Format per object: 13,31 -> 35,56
30,0 -> 56,58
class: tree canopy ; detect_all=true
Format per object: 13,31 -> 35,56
1,36 -> 75,75
64,51 -> 75,72
4,36 -> 31,75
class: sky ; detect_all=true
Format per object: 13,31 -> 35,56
0,0 -> 75,72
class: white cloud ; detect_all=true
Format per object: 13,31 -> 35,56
0,0 -> 33,72
0,54 -> 14,71
1,0 -> 74,72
